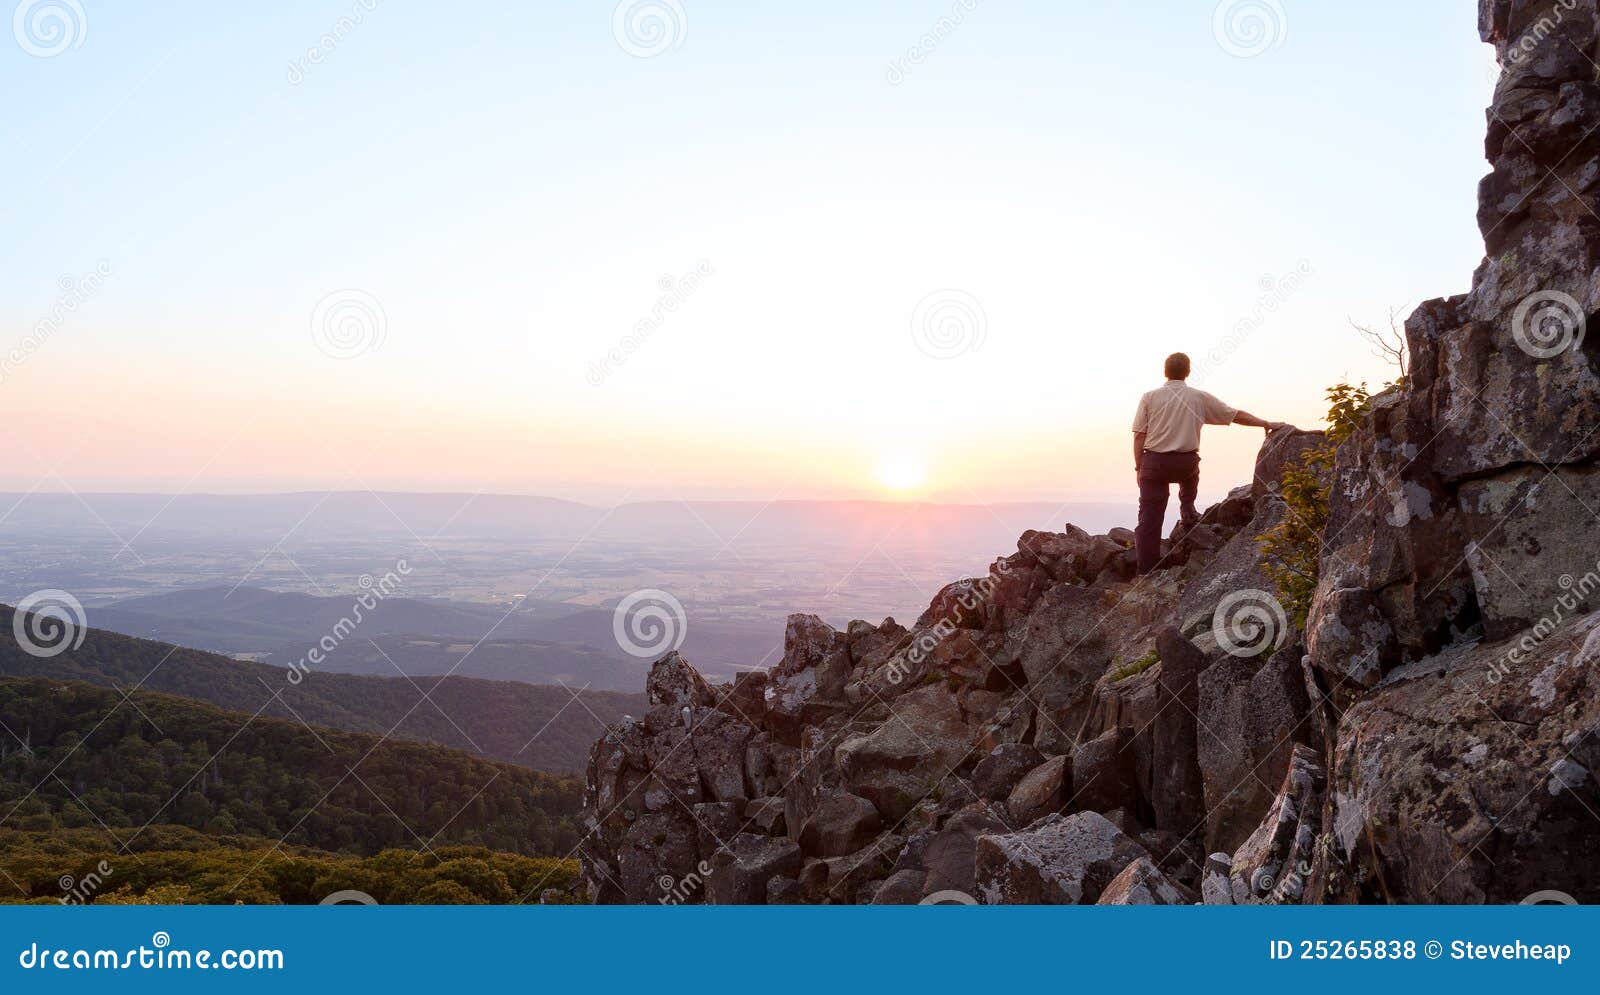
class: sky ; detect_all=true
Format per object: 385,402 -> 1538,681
1,0 -> 1499,507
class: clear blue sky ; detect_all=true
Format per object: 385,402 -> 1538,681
1,1 -> 1495,503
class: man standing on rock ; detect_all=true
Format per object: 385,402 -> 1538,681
1132,353 -> 1288,575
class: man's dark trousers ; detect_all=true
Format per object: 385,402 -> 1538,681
1135,450 -> 1200,575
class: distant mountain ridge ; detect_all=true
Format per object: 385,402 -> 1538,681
0,604 -> 645,774
0,492 -> 1133,550
86,586 -> 768,688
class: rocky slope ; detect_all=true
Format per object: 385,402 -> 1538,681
577,0 -> 1600,905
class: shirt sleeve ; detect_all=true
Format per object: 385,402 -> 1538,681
1199,390 -> 1239,426
1131,394 -> 1148,433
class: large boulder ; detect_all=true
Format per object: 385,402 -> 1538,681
1457,464 -> 1600,638
1309,614 -> 1600,904
646,652 -> 716,711
775,614 -> 853,701
798,792 -> 882,858
1149,628 -> 1207,834
971,743 -> 1045,800
835,685 -> 971,821
707,834 -> 803,905
975,811 -> 1151,905
1197,642 -> 1312,854
1005,755 -> 1070,826
1009,585 -> 1123,754
1096,856 -> 1193,905
894,803 -> 1009,900
616,810 -> 701,904
1307,369 -> 1479,690
1071,728 -> 1140,817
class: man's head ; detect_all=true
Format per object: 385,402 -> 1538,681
1164,352 -> 1191,381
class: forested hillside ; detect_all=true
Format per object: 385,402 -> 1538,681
0,605 -> 646,773
0,678 -> 582,857
0,826 -> 579,905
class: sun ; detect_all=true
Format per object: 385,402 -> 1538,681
875,455 -> 927,493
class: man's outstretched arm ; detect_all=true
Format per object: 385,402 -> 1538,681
1232,410 -> 1291,432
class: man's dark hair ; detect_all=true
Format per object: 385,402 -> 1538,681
1164,352 -> 1191,380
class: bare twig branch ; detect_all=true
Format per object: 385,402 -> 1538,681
1349,306 -> 1409,380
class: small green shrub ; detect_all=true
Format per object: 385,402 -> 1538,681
1258,381 -> 1373,631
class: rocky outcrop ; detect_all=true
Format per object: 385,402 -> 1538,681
1286,0 -> 1600,906
1311,0 -> 1600,690
580,464 -> 1288,903
1308,616 -> 1600,903
580,2 -> 1600,904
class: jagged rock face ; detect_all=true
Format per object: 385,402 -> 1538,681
1466,0 -> 1600,469
1313,0 -> 1600,688
1308,353 -> 1478,688
1310,614 -> 1600,904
